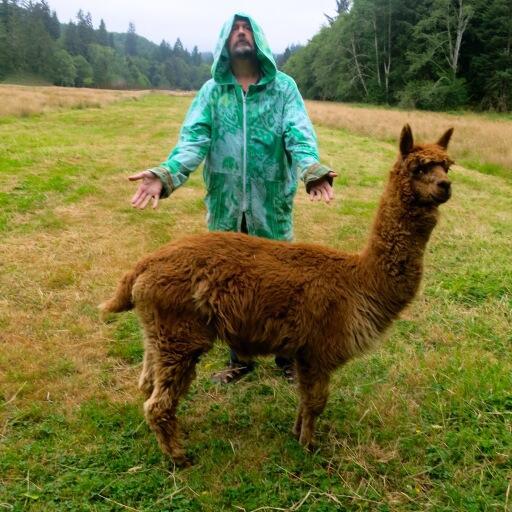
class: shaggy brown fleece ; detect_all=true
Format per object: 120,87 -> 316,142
100,124 -> 454,465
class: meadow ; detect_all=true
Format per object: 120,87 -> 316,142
0,88 -> 511,511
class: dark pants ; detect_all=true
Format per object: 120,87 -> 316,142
229,214 -> 293,370
230,349 -> 291,370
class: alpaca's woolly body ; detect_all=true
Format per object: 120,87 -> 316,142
101,125 -> 454,464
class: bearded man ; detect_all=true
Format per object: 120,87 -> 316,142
129,13 -> 337,383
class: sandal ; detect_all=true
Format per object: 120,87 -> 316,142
280,363 -> 296,383
211,361 -> 254,384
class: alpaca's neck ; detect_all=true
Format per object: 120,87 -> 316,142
361,173 -> 439,312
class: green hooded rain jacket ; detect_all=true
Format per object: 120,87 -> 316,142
151,13 -> 332,241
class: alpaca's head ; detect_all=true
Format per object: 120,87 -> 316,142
395,124 -> 454,207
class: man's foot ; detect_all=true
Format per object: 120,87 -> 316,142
275,356 -> 296,383
211,361 -> 254,384
280,362 -> 296,383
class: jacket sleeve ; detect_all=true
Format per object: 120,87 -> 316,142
150,83 -> 213,198
282,79 -> 333,192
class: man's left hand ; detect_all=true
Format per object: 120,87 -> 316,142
309,171 -> 338,203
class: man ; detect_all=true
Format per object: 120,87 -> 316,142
130,13 -> 337,383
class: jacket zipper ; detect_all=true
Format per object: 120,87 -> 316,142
242,90 -> 247,212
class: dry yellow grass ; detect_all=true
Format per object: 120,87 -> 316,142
0,84 -> 149,117
306,100 -> 512,171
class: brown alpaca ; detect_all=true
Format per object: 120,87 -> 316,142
100,125 -> 454,465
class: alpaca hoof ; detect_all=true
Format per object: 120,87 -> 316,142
300,440 -> 316,452
298,433 -> 315,451
169,453 -> 193,468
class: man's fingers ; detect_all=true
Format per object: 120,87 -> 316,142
309,182 -> 335,203
328,171 -> 338,178
131,188 -> 144,206
128,171 -> 148,181
132,188 -> 151,209
139,193 -> 153,210
151,195 -> 159,209
131,192 -> 145,209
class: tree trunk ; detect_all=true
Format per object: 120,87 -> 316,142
446,0 -> 472,77
350,34 -> 369,97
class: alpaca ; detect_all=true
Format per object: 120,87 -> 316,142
100,124 -> 454,465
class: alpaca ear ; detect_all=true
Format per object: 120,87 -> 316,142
400,124 -> 414,156
437,127 -> 454,149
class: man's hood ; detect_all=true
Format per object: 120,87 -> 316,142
211,12 -> 277,85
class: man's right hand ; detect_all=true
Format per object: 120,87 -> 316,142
129,170 -> 163,209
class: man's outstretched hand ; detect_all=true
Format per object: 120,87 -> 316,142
309,171 -> 338,203
129,170 -> 163,209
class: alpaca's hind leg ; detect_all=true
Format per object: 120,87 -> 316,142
143,320 -> 213,465
295,361 -> 330,450
144,352 -> 199,465
293,406 -> 303,438
138,340 -> 157,399
137,309 -> 160,399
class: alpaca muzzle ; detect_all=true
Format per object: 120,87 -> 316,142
435,179 -> 452,203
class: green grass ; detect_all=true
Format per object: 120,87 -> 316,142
1,93 -> 511,511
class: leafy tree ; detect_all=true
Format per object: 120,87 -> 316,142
88,43 -> 116,87
467,0 -> 512,110
124,56 -> 150,87
51,48 -> 76,85
73,54 -> 93,86
402,0 -> 472,108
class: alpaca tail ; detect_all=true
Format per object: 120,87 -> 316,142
99,268 -> 139,317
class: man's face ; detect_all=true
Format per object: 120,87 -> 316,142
228,19 -> 255,59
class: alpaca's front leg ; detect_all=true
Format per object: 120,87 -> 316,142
295,363 -> 330,449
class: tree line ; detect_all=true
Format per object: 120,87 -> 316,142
0,0 -> 211,89
284,0 -> 511,111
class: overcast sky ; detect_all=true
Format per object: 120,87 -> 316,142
46,0 -> 337,53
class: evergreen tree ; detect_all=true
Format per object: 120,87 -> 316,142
22,2 -> 56,78
63,21 -> 80,56
76,10 -> 95,57
0,1 -> 211,90
191,45 -> 201,66
125,22 -> 137,56
158,40 -> 172,62
97,19 -> 109,46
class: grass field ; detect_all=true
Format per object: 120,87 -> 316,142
0,90 -> 511,511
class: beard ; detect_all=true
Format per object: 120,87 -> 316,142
230,41 -> 256,60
